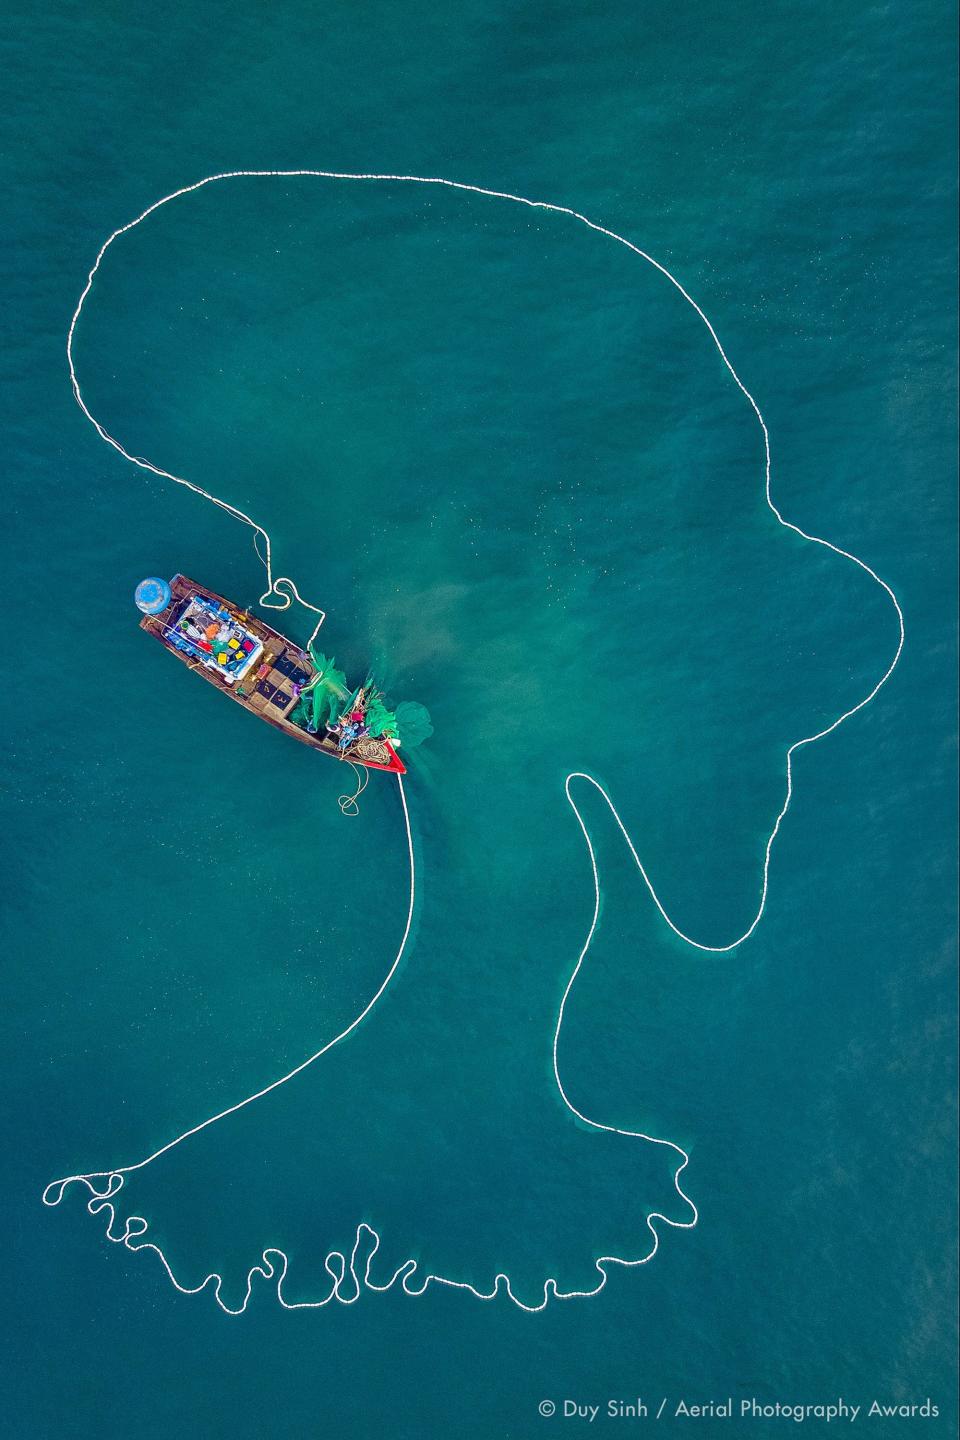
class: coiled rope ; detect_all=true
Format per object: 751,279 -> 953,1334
337,761 -> 369,818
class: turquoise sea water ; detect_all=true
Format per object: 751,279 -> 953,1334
2,3 -> 956,1436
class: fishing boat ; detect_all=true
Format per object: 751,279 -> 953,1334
134,574 -> 406,774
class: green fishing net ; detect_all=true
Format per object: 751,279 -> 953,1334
290,648 -> 432,750
395,701 -> 434,749
364,692 -> 399,739
291,649 -> 349,731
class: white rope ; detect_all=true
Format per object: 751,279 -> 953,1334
44,170 -> 904,1312
42,771 -> 694,1312
337,760 -> 369,817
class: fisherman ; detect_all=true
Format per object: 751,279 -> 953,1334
338,720 -> 363,751
349,688 -> 367,726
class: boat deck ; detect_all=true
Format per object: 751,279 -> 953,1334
139,574 -> 405,774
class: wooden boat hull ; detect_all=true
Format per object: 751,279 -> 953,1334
138,574 -> 406,774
